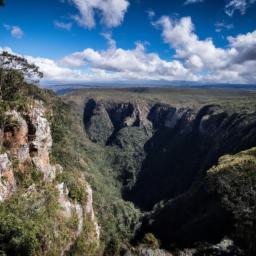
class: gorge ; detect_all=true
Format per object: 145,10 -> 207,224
64,88 -> 256,255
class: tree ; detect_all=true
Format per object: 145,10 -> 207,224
0,51 -> 43,82
0,0 -> 4,6
0,51 -> 43,100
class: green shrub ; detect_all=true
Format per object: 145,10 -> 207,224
0,185 -> 58,256
14,162 -> 44,189
141,233 -> 160,249
56,171 -> 87,203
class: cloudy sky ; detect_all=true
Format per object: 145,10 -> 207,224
1,0 -> 256,85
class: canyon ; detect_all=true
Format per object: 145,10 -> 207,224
0,83 -> 256,256
65,87 -> 256,255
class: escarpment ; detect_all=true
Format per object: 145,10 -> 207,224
0,93 -> 100,255
82,96 -> 256,255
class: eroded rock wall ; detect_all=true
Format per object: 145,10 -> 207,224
0,99 -> 100,255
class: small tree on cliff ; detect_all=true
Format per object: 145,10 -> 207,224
0,51 -> 43,100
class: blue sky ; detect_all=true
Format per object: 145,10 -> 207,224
1,0 -> 256,85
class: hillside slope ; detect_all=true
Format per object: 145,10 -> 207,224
64,88 -> 256,256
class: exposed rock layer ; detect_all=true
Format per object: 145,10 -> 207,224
0,99 -> 100,255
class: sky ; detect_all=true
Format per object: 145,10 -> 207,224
0,0 -> 256,86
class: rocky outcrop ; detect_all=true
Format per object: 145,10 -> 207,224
0,99 -> 100,254
176,239 -> 244,256
85,184 -> 100,240
0,153 -> 15,201
83,99 -> 153,146
2,103 -> 59,181
84,99 -> 114,145
124,248 -> 173,256
57,182 -> 84,256
28,100 -> 58,181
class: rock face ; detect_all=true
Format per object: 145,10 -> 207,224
84,99 -> 152,146
1,102 -> 59,182
85,184 -> 100,240
0,153 -> 15,201
124,248 -> 173,256
0,99 -> 100,254
28,100 -> 56,181
84,99 -> 114,145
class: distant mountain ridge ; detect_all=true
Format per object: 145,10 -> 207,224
42,82 -> 256,95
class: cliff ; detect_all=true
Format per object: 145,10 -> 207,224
0,84 -> 100,256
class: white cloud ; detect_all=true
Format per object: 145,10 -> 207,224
0,36 -> 196,84
146,10 -> 155,19
227,31 -> 256,64
155,16 -> 229,71
59,37 -> 196,81
155,15 -> 256,83
54,20 -> 72,30
228,30 -> 256,48
69,0 -> 129,29
225,0 -> 256,16
4,24 -> 24,39
1,18 -> 256,85
184,0 -> 204,5
215,21 -> 234,33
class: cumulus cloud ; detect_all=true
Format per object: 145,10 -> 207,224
1,18 -> 256,85
228,31 -> 256,64
154,16 -> 230,71
4,24 -> 24,39
225,0 -> 256,16
155,16 -> 256,83
59,36 -> 196,81
54,20 -> 72,30
184,0 -> 204,5
69,0 -> 129,29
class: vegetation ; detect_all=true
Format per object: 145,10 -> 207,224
0,183 -> 79,256
50,94 -> 141,254
56,171 -> 87,203
141,233 -> 160,249
0,54 -> 98,255
0,52 -> 43,101
207,148 -> 256,256
64,87 -> 256,255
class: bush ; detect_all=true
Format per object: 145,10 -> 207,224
56,171 -> 87,203
141,233 -> 160,249
1,70 -> 24,101
0,214 -> 40,256
14,161 -> 44,189
0,186 -> 58,256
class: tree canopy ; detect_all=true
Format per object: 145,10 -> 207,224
0,51 -> 43,100
0,51 -> 43,82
